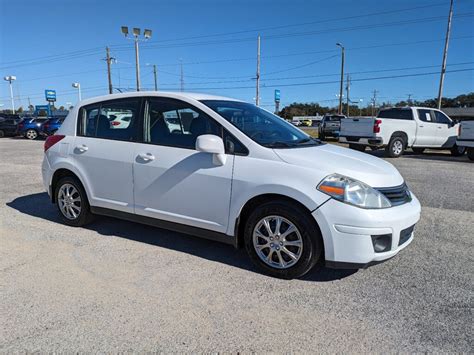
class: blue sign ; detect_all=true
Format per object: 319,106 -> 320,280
45,89 -> 56,102
274,89 -> 281,102
35,105 -> 51,116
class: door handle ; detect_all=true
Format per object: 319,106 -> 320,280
76,144 -> 88,152
138,153 -> 155,161
419,125 -> 424,127
437,126 -> 442,129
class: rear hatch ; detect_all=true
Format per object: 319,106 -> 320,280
340,117 -> 375,138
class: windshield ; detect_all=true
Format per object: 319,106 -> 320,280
201,100 -> 321,148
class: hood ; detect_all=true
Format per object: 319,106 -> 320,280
273,144 -> 404,188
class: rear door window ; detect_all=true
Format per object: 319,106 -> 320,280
377,109 -> 413,120
417,109 -> 434,122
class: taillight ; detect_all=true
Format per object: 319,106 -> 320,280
44,135 -> 65,152
111,121 -> 120,126
373,119 -> 382,133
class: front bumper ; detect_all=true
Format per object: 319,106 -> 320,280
312,193 -> 421,268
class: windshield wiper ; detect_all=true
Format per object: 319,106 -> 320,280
263,141 -> 296,148
295,137 -> 321,145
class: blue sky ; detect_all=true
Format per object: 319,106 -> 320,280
1,0 -> 473,110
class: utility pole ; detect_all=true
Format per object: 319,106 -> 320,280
256,35 -> 261,106
437,0 -> 454,109
407,93 -> 413,105
371,89 -> 378,117
180,59 -> 184,92
336,43 -> 345,115
106,47 -> 113,94
346,74 -> 350,117
28,97 -> 32,112
153,64 -> 158,91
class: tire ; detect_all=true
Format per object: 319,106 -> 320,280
467,148 -> 474,161
25,129 -> 38,140
319,132 -> 325,141
0,130 -> 4,138
349,144 -> 366,152
412,147 -> 425,154
55,176 -> 94,227
385,135 -> 406,158
450,144 -> 466,157
244,200 -> 323,279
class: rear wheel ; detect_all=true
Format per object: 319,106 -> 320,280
450,144 -> 466,156
25,129 -> 38,140
385,135 -> 406,158
244,200 -> 323,279
319,132 -> 325,141
55,176 -> 94,227
467,148 -> 474,161
412,147 -> 425,154
349,144 -> 366,152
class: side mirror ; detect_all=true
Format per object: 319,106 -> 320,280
195,134 -> 226,165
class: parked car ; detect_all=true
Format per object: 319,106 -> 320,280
0,116 -> 22,137
457,120 -> 474,161
42,92 -> 420,279
41,117 -> 65,136
18,117 -> 49,139
339,107 -> 465,158
318,114 -> 346,140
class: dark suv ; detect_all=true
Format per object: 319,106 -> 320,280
0,116 -> 22,137
318,114 -> 346,140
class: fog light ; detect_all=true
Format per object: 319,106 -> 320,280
371,234 -> 392,253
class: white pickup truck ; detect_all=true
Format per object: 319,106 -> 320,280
456,120 -> 474,161
339,107 -> 465,158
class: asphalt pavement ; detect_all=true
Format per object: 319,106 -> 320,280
1,138 -> 472,352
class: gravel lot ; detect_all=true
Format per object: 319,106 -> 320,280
1,138 -> 473,352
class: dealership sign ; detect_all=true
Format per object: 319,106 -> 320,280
274,89 -> 281,102
45,89 -> 56,102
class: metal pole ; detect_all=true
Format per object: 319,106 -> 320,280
106,46 -> 113,94
153,64 -> 158,91
135,38 -> 141,91
8,80 -> 15,114
437,0 -> 454,109
346,74 -> 350,117
256,35 -> 261,106
180,60 -> 184,92
275,101 -> 280,114
78,84 -> 82,101
338,46 -> 345,115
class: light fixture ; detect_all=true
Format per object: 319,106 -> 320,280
132,28 -> 140,36
121,26 -> 129,36
144,29 -> 152,39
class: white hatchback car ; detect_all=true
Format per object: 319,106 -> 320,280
42,92 -> 421,279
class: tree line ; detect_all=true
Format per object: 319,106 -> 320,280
278,92 -> 474,119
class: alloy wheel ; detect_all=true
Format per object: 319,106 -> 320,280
26,130 -> 37,140
58,183 -> 82,220
252,215 -> 303,269
393,140 -> 403,155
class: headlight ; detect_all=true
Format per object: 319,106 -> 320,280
317,174 -> 391,209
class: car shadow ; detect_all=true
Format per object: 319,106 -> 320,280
7,192 -> 357,282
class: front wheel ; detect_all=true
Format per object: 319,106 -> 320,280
25,129 -> 38,140
450,144 -> 466,157
385,136 -> 406,158
244,201 -> 323,279
467,148 -> 474,161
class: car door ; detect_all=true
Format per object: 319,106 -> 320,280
414,109 -> 439,146
72,98 -> 141,213
133,97 -> 235,233
432,110 -> 457,147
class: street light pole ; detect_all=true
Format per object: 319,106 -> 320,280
336,43 -> 345,115
153,64 -> 158,91
72,83 -> 82,101
121,26 -> 152,92
4,76 -> 16,114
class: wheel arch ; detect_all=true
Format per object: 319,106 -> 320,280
234,193 -> 323,250
51,168 -> 89,204
390,131 -> 409,147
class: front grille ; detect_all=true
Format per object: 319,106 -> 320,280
399,225 -> 415,246
376,183 -> 412,207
